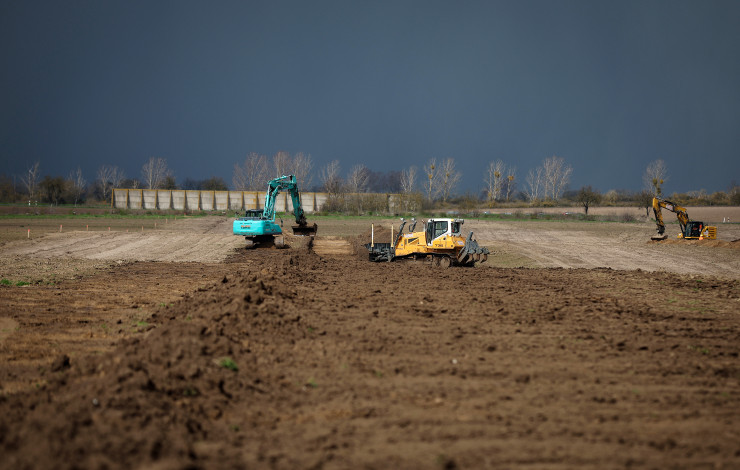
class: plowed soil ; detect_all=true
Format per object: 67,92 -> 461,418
1,216 -> 739,469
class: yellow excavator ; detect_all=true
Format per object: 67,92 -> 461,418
365,218 -> 489,267
651,197 -> 717,241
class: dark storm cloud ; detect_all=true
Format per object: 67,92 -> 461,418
1,0 -> 739,193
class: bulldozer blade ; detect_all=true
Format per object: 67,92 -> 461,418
292,223 -> 317,237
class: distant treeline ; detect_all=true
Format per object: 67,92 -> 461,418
3,155 -> 739,213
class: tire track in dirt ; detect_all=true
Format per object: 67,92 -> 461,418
312,236 -> 353,256
470,221 -> 740,278
1,218 -> 243,263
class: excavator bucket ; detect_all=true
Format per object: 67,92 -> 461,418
651,234 -> 668,241
292,223 -> 317,237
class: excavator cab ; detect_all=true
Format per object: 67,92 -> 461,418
684,221 -> 704,238
243,209 -> 263,219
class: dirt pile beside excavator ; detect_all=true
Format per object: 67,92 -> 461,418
2,247 -> 739,469
652,238 -> 740,248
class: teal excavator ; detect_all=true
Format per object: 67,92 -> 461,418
233,175 -> 317,248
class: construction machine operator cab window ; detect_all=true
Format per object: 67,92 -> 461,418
244,209 -> 264,220
426,219 -> 450,244
687,222 -> 703,238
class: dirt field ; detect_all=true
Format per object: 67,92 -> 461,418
1,214 -> 739,469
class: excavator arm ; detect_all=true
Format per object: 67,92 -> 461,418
652,197 -> 689,236
262,175 -> 317,236
262,176 -> 293,222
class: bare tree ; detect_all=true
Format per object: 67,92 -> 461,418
272,151 -> 292,178
345,164 -> 371,214
233,152 -> 270,190
400,166 -> 417,194
97,165 -> 124,202
141,157 -> 170,189
110,166 -> 124,188
525,166 -> 543,203
505,167 -> 517,201
320,160 -> 343,195
423,159 -> 440,202
603,189 -> 618,205
399,166 -> 419,213
643,159 -> 668,196
484,161 -> 496,205
484,160 -> 505,204
439,158 -> 461,203
20,161 -> 40,202
293,152 -> 313,189
68,167 -> 86,206
484,163 -> 495,205
346,165 -> 370,193
542,156 -> 572,201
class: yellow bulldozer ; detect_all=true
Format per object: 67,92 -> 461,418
365,218 -> 489,267
651,197 -> 717,241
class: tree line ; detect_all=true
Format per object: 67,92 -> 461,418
1,154 -> 738,211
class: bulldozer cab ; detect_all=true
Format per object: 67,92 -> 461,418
425,219 -> 463,245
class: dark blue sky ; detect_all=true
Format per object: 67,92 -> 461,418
2,0 -> 739,194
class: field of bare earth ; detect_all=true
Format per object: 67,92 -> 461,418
2,212 -> 739,280
1,211 -> 739,469
466,216 -> 740,278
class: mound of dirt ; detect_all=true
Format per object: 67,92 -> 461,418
1,270 -> 308,469
652,238 -> 740,249
2,247 -> 740,469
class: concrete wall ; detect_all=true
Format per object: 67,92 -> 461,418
112,189 -> 334,213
